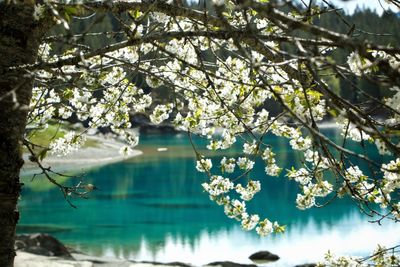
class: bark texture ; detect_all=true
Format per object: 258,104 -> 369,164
0,4 -> 47,267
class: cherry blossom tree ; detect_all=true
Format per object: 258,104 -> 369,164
1,0 -> 400,266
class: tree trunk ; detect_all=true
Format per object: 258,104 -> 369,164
0,3 -> 48,266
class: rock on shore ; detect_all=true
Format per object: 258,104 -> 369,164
248,250 -> 280,263
15,233 -> 72,258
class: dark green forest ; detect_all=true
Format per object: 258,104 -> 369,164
315,7 -> 400,105
55,2 -> 400,117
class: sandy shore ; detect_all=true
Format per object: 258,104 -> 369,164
14,251 -> 188,267
21,135 -> 142,177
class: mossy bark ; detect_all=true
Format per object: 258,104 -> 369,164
0,4 -> 48,266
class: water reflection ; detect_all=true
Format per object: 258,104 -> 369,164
129,216 -> 400,267
18,132 -> 400,266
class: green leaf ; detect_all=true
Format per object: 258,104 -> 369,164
64,7 -> 78,15
328,109 -> 338,117
38,149 -> 48,161
63,89 -> 74,100
307,90 -> 323,99
274,224 -> 286,233
129,10 -> 143,19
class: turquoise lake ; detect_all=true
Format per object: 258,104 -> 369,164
18,131 -> 400,266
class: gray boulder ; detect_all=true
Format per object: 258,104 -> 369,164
249,250 -> 280,263
205,261 -> 257,267
15,233 -> 72,258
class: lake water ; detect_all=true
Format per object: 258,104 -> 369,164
18,132 -> 400,266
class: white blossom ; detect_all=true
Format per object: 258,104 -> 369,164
347,51 -> 372,76
255,218 -> 273,236
287,168 -> 311,185
196,158 -> 213,172
150,104 -> 174,125
237,157 -> 255,171
345,166 -> 366,183
220,157 -> 236,173
243,141 -> 258,155
49,132 -> 86,156
296,193 -> 315,210
224,199 -> 247,220
241,214 -> 259,231
202,175 -> 234,196
33,4 -> 45,21
235,180 -> 261,201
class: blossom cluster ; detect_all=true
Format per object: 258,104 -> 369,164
347,51 -> 372,76
49,132 -> 86,156
29,48 -> 148,157
319,245 -> 400,266
200,158 -> 282,235
262,148 -> 281,177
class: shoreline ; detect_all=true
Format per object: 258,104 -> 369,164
21,134 -> 142,177
15,251 -> 193,267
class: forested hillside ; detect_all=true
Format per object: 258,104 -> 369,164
314,7 -> 400,105
53,3 -> 400,117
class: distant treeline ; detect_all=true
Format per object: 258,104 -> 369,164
57,3 -> 400,116
317,8 -> 400,46
315,7 -> 400,108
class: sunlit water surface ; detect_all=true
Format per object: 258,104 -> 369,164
19,131 -> 400,266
